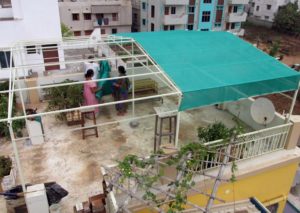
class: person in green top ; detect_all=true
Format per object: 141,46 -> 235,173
112,66 -> 130,116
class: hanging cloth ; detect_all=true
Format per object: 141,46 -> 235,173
97,18 -> 103,26
103,18 -> 109,25
96,60 -> 113,99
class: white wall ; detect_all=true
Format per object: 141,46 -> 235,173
0,0 -> 62,48
249,0 -> 295,22
0,0 -> 63,79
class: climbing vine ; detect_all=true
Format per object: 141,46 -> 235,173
116,121 -> 244,212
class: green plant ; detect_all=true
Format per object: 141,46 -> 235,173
0,82 -> 25,138
115,120 -> 245,212
198,122 -> 232,142
269,39 -> 281,57
45,79 -> 83,121
273,2 -> 300,35
0,156 -> 12,178
61,23 -> 74,37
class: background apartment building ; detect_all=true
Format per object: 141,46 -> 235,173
133,0 -> 248,35
247,0 -> 300,27
0,0 -> 64,79
59,0 -> 132,36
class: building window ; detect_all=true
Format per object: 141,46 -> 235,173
0,0 -> 12,8
256,5 -> 259,11
189,6 -> 195,13
26,46 -> 37,54
233,6 -> 238,13
101,29 -> 106,34
265,16 -> 269,20
201,28 -> 209,31
204,0 -> 212,3
165,7 -> 169,15
112,28 -> 117,34
231,23 -> 236,29
187,24 -> 193,30
84,13 -> 91,20
133,13 -> 138,22
84,30 -> 93,35
171,7 -> 176,14
151,23 -> 155,31
251,2 -> 255,7
164,25 -> 168,31
73,31 -> 81,36
216,5 -> 223,10
96,13 -> 104,19
151,5 -> 155,18
267,4 -> 272,10
0,51 -> 14,68
202,11 -> 211,22
215,23 -> 221,27
142,2 -> 146,10
170,25 -> 175,30
142,19 -> 146,25
72,13 -> 80,21
112,13 -> 118,21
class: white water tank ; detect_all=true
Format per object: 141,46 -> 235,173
25,184 -> 49,213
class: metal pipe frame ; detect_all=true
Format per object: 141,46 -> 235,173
287,81 -> 300,122
0,36 -> 182,195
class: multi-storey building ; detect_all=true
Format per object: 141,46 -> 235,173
132,0 -> 248,35
0,0 -> 64,79
59,0 -> 132,36
247,0 -> 299,27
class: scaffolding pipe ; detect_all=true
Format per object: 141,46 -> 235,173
8,124 -> 26,192
0,70 -> 163,94
205,135 -> 235,212
0,91 -> 180,123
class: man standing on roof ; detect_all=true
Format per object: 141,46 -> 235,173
84,56 -> 99,80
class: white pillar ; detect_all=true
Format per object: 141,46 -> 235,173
287,82 -> 300,123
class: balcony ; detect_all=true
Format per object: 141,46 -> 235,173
164,14 -> 188,25
228,0 -> 249,5
164,0 -> 189,5
0,7 -> 13,20
227,12 -> 247,22
229,28 -> 245,36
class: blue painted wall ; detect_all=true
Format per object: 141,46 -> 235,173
198,0 -> 216,30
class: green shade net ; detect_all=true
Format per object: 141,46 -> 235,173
120,31 -> 300,111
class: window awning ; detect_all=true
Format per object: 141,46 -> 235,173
120,31 -> 300,111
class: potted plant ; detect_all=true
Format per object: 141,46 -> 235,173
0,156 -> 12,192
45,79 -> 83,125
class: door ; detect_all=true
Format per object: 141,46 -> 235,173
42,44 -> 60,71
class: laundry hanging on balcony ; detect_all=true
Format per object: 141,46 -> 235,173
103,18 -> 109,25
97,18 -> 103,26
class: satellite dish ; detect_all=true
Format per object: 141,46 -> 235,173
250,98 -> 275,125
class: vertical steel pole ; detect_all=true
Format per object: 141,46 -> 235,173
175,95 -> 182,148
287,82 -> 300,123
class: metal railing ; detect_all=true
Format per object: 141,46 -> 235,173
201,123 -> 292,170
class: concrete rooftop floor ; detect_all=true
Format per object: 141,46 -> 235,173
0,98 -> 250,212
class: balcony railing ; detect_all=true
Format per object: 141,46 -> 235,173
164,13 -> 188,25
164,0 -> 189,5
201,123 -> 292,170
228,0 -> 249,5
227,11 -> 247,22
228,28 -> 245,36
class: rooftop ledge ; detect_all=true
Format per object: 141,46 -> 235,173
203,147 -> 300,182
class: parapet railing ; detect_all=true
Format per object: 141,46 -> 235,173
202,123 -> 292,170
